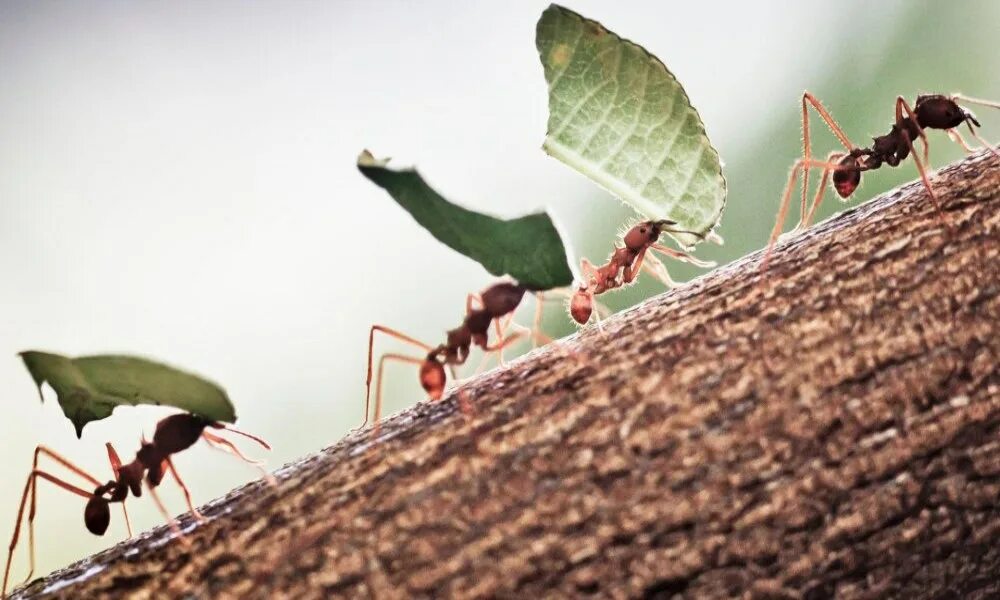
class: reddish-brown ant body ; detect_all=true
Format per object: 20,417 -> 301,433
365,281 -> 550,428
570,220 -> 713,324
3,413 -> 271,598
766,92 -> 999,267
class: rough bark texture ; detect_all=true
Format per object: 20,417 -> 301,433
11,151 -> 1000,599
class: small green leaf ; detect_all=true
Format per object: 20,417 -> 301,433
19,351 -> 236,437
358,150 -> 574,290
537,4 -> 726,247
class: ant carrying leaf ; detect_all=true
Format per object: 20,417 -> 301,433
4,353 -> 273,599
358,151 -> 574,430
536,5 -> 727,324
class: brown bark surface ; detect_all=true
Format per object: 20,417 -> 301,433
11,151 -> 1000,599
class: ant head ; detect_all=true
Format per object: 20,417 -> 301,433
84,495 -> 111,535
623,220 -> 670,250
419,358 -> 447,400
914,95 -> 973,130
569,287 -> 593,325
832,155 -> 862,199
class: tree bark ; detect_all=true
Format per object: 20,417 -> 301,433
12,151 -> 1000,599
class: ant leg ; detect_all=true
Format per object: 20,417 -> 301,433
104,444 -> 132,538
803,151 -> 846,226
951,94 -> 1000,110
622,247 -> 649,285
364,325 -> 434,430
763,157 -> 853,273
947,129 -> 976,153
964,120 -> 1000,159
896,97 -> 931,166
530,293 -> 553,347
640,253 -> 678,288
23,447 -> 104,585
650,243 -> 717,269
145,479 -> 185,543
373,353 -> 425,427
164,458 -> 205,523
4,469 -> 94,598
482,331 -> 524,353
899,128 -> 942,213
800,92 -> 858,230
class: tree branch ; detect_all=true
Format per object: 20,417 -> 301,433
12,151 -> 1000,599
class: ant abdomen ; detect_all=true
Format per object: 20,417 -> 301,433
84,496 -> 111,536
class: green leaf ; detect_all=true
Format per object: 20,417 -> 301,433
357,150 -> 574,290
536,4 -> 726,248
19,351 -> 236,437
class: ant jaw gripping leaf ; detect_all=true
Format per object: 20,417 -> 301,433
537,4 -> 727,249
19,351 -> 237,438
357,150 -> 575,291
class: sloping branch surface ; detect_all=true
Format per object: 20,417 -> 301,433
13,151 -> 1000,599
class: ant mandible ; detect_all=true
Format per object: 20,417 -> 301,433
2,413 -> 272,598
764,92 -> 999,269
364,281 -> 553,430
569,219 -> 714,325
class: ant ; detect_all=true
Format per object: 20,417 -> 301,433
364,281 -> 553,430
570,219 -> 715,325
764,92 -> 999,269
3,413 -> 272,598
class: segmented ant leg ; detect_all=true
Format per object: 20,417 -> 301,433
763,157 -> 853,273
474,313 -> 517,374
23,446 -> 104,585
650,243 -> 717,269
363,325 -> 434,430
896,97 -> 932,167
104,444 -> 133,538
965,123 -> 1000,159
947,129 -> 976,153
897,126 -> 942,214
214,424 -> 272,450
622,246 -> 649,285
803,151 -> 846,227
4,469 -> 94,598
951,94 -> 1000,110
530,293 -> 554,347
640,253 -> 678,288
164,458 -> 205,523
800,92 -> 858,230
145,478 -> 186,544
466,293 -> 483,313
202,432 -> 278,487
372,353 -> 426,434
482,331 -> 525,353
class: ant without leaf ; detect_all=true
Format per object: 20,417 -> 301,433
3,413 -> 272,598
570,219 -> 714,325
764,92 -> 999,268
364,281 -> 553,430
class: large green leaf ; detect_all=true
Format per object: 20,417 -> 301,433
20,351 -> 236,437
537,4 -> 726,248
358,150 -> 574,290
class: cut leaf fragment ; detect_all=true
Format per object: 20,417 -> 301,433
537,4 -> 726,248
358,150 -> 574,290
20,351 -> 236,437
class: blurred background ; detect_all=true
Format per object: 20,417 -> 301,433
1,0 -> 998,580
